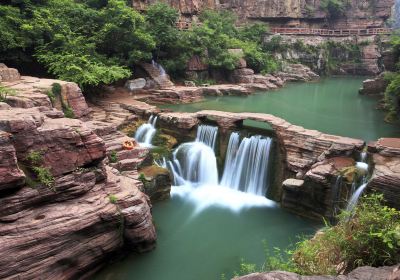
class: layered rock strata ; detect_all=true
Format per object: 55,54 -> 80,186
368,138 -> 400,208
132,0 -> 394,29
0,75 -> 158,278
234,264 -> 400,280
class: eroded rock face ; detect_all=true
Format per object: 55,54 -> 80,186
359,73 -> 388,95
132,0 -> 394,29
0,107 -> 105,176
0,69 -> 91,119
0,103 -> 157,278
0,63 -> 20,82
0,131 -> 25,190
369,138 -> 400,209
234,264 -> 400,280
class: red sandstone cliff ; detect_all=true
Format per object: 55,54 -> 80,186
132,0 -> 394,29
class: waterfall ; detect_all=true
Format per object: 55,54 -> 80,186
159,126 -> 273,198
331,176 -> 342,216
360,151 -> 367,162
160,142 -> 219,186
196,125 -> 218,150
152,59 -> 166,76
159,125 -> 219,186
220,134 -> 273,196
135,115 -> 158,146
346,183 -> 368,212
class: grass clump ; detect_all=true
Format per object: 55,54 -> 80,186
293,194 -> 400,275
109,150 -> 118,163
0,85 -> 16,102
26,150 -> 43,166
32,166 -> 55,190
108,194 -> 118,204
232,193 -> 400,277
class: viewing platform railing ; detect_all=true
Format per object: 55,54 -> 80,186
270,27 -> 392,36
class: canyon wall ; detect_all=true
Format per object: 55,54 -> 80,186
132,0 -> 394,29
0,66 -> 159,279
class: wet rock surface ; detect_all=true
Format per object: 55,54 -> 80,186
234,264 -> 400,280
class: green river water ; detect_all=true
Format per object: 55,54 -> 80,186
95,186 -> 319,280
161,77 -> 399,141
94,78 -> 398,280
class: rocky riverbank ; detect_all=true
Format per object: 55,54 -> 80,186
0,66 -> 171,279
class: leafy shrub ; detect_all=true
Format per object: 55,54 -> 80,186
62,104 -> 75,118
0,85 -> 16,102
384,73 -> 400,122
293,194 -> 400,274
108,194 -> 118,204
138,173 -> 146,183
321,0 -> 347,19
52,83 -> 62,96
109,150 -> 118,163
32,166 -> 55,190
26,150 -> 43,166
231,194 -> 400,277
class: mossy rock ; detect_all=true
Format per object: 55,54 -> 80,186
339,166 -> 358,183
153,132 -> 177,149
120,120 -> 146,136
138,165 -> 171,202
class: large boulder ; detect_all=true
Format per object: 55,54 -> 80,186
0,107 -> 106,176
359,73 -> 389,95
0,63 -> 20,82
125,78 -> 147,91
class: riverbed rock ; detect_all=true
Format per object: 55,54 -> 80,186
234,264 -> 400,280
359,73 -> 388,95
277,63 -> 320,82
0,64 -> 20,82
139,165 -> 172,202
0,131 -> 25,190
368,138 -> 400,209
125,78 -> 147,91
1,75 -> 91,119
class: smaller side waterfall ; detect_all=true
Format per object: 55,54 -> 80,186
331,176 -> 343,216
135,115 -> 158,146
152,60 -> 166,76
346,183 -> 368,212
196,125 -> 218,150
220,133 -> 273,196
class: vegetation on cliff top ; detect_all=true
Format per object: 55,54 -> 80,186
384,35 -> 400,122
234,193 -> 400,277
0,1 -> 278,88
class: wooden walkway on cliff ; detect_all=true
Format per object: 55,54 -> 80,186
270,27 -> 392,36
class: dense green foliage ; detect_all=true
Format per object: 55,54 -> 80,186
0,0 -> 153,87
320,0 -> 347,18
384,36 -> 400,122
233,194 -> 400,277
0,1 -> 277,84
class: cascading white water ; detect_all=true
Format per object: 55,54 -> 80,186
346,183 -> 368,212
159,125 -> 219,186
135,115 -> 158,146
160,145 -> 218,186
158,126 -> 275,212
196,125 -> 218,150
160,126 -> 273,197
331,176 -> 342,216
220,134 -> 273,196
152,59 -> 166,76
